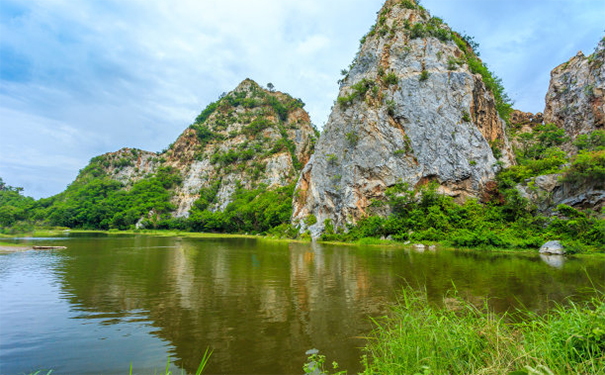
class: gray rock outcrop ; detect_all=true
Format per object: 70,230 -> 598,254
292,0 -> 513,237
166,79 -> 317,217
544,37 -> 605,142
76,79 -> 317,220
516,174 -> 605,215
539,240 -> 566,255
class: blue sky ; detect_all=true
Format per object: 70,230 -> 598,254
1,0 -> 603,198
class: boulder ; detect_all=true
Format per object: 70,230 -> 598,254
539,240 -> 566,255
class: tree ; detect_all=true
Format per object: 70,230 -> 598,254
267,82 -> 275,92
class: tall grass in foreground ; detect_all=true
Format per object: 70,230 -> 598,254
361,288 -> 604,375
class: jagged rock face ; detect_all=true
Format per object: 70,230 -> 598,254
516,174 -> 605,215
76,79 -> 317,219
165,79 -> 317,217
292,0 -> 513,237
544,37 -> 605,140
510,110 -> 543,129
79,148 -> 160,186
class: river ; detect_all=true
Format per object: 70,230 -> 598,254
0,233 -> 603,374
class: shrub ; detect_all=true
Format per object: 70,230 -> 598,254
383,72 -> 398,85
419,70 -> 430,81
563,150 -> 605,185
345,131 -> 359,146
400,0 -> 416,10
326,154 -> 339,165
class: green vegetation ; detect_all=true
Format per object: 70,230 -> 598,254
409,17 -> 452,42
461,110 -> 471,123
320,181 -> 603,253
564,130 -> 605,185
400,0 -> 416,10
345,131 -> 360,146
188,183 -> 296,234
360,287 -> 605,375
419,70 -> 430,81
338,79 -> 375,108
0,177 -> 36,232
382,72 -> 398,86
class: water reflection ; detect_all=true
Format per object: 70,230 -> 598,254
540,254 -> 566,268
2,235 -> 604,375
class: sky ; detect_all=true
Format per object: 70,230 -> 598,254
1,0 -> 603,199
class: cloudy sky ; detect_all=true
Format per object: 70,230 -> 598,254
1,0 -> 603,199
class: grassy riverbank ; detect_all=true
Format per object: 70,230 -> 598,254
360,288 -> 605,375
304,288 -> 605,375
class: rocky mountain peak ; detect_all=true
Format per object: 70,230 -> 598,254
292,0 -> 514,237
544,36 -> 605,144
165,79 -> 317,217
73,79 -> 318,222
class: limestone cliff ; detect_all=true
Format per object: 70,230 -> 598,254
544,37 -> 605,142
165,79 -> 317,217
75,79 -> 317,220
292,0 -> 514,237
514,37 -> 605,215
77,148 -> 160,186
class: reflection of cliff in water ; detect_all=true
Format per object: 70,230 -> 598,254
54,236 -> 605,374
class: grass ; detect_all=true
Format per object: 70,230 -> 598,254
360,287 -> 605,375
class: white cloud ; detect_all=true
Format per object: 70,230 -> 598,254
1,0 -> 603,198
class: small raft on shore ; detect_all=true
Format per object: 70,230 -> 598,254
33,246 -> 67,250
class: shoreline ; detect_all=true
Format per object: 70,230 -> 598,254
0,242 -> 33,253
2,228 -> 595,256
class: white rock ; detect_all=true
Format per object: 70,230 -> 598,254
539,240 -> 566,255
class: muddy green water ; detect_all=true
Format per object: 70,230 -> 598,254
0,234 -> 603,374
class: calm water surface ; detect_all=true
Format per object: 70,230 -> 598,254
0,234 -> 603,374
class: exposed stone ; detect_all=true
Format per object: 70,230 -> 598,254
292,0 -> 513,237
539,240 -> 566,255
544,37 -> 605,143
516,174 -> 605,215
76,79 -> 317,220
510,110 -> 544,129
78,147 -> 160,187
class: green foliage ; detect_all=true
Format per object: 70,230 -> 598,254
500,124 -> 570,186
382,72 -> 398,85
361,287 -> 605,375
190,124 -> 223,147
243,118 -> 272,136
0,178 -> 36,230
338,79 -> 375,108
447,56 -> 464,70
461,110 -> 471,123
385,99 -> 396,116
419,70 -> 430,81
195,101 -> 219,124
303,349 -> 346,375
326,154 -> 339,165
27,166 -> 183,231
321,181 -> 602,252
305,214 -> 317,226
189,183 -> 295,234
400,0 -> 416,9
574,130 -> 605,152
563,150 -> 605,185
345,131 -> 359,146
409,18 -> 452,42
